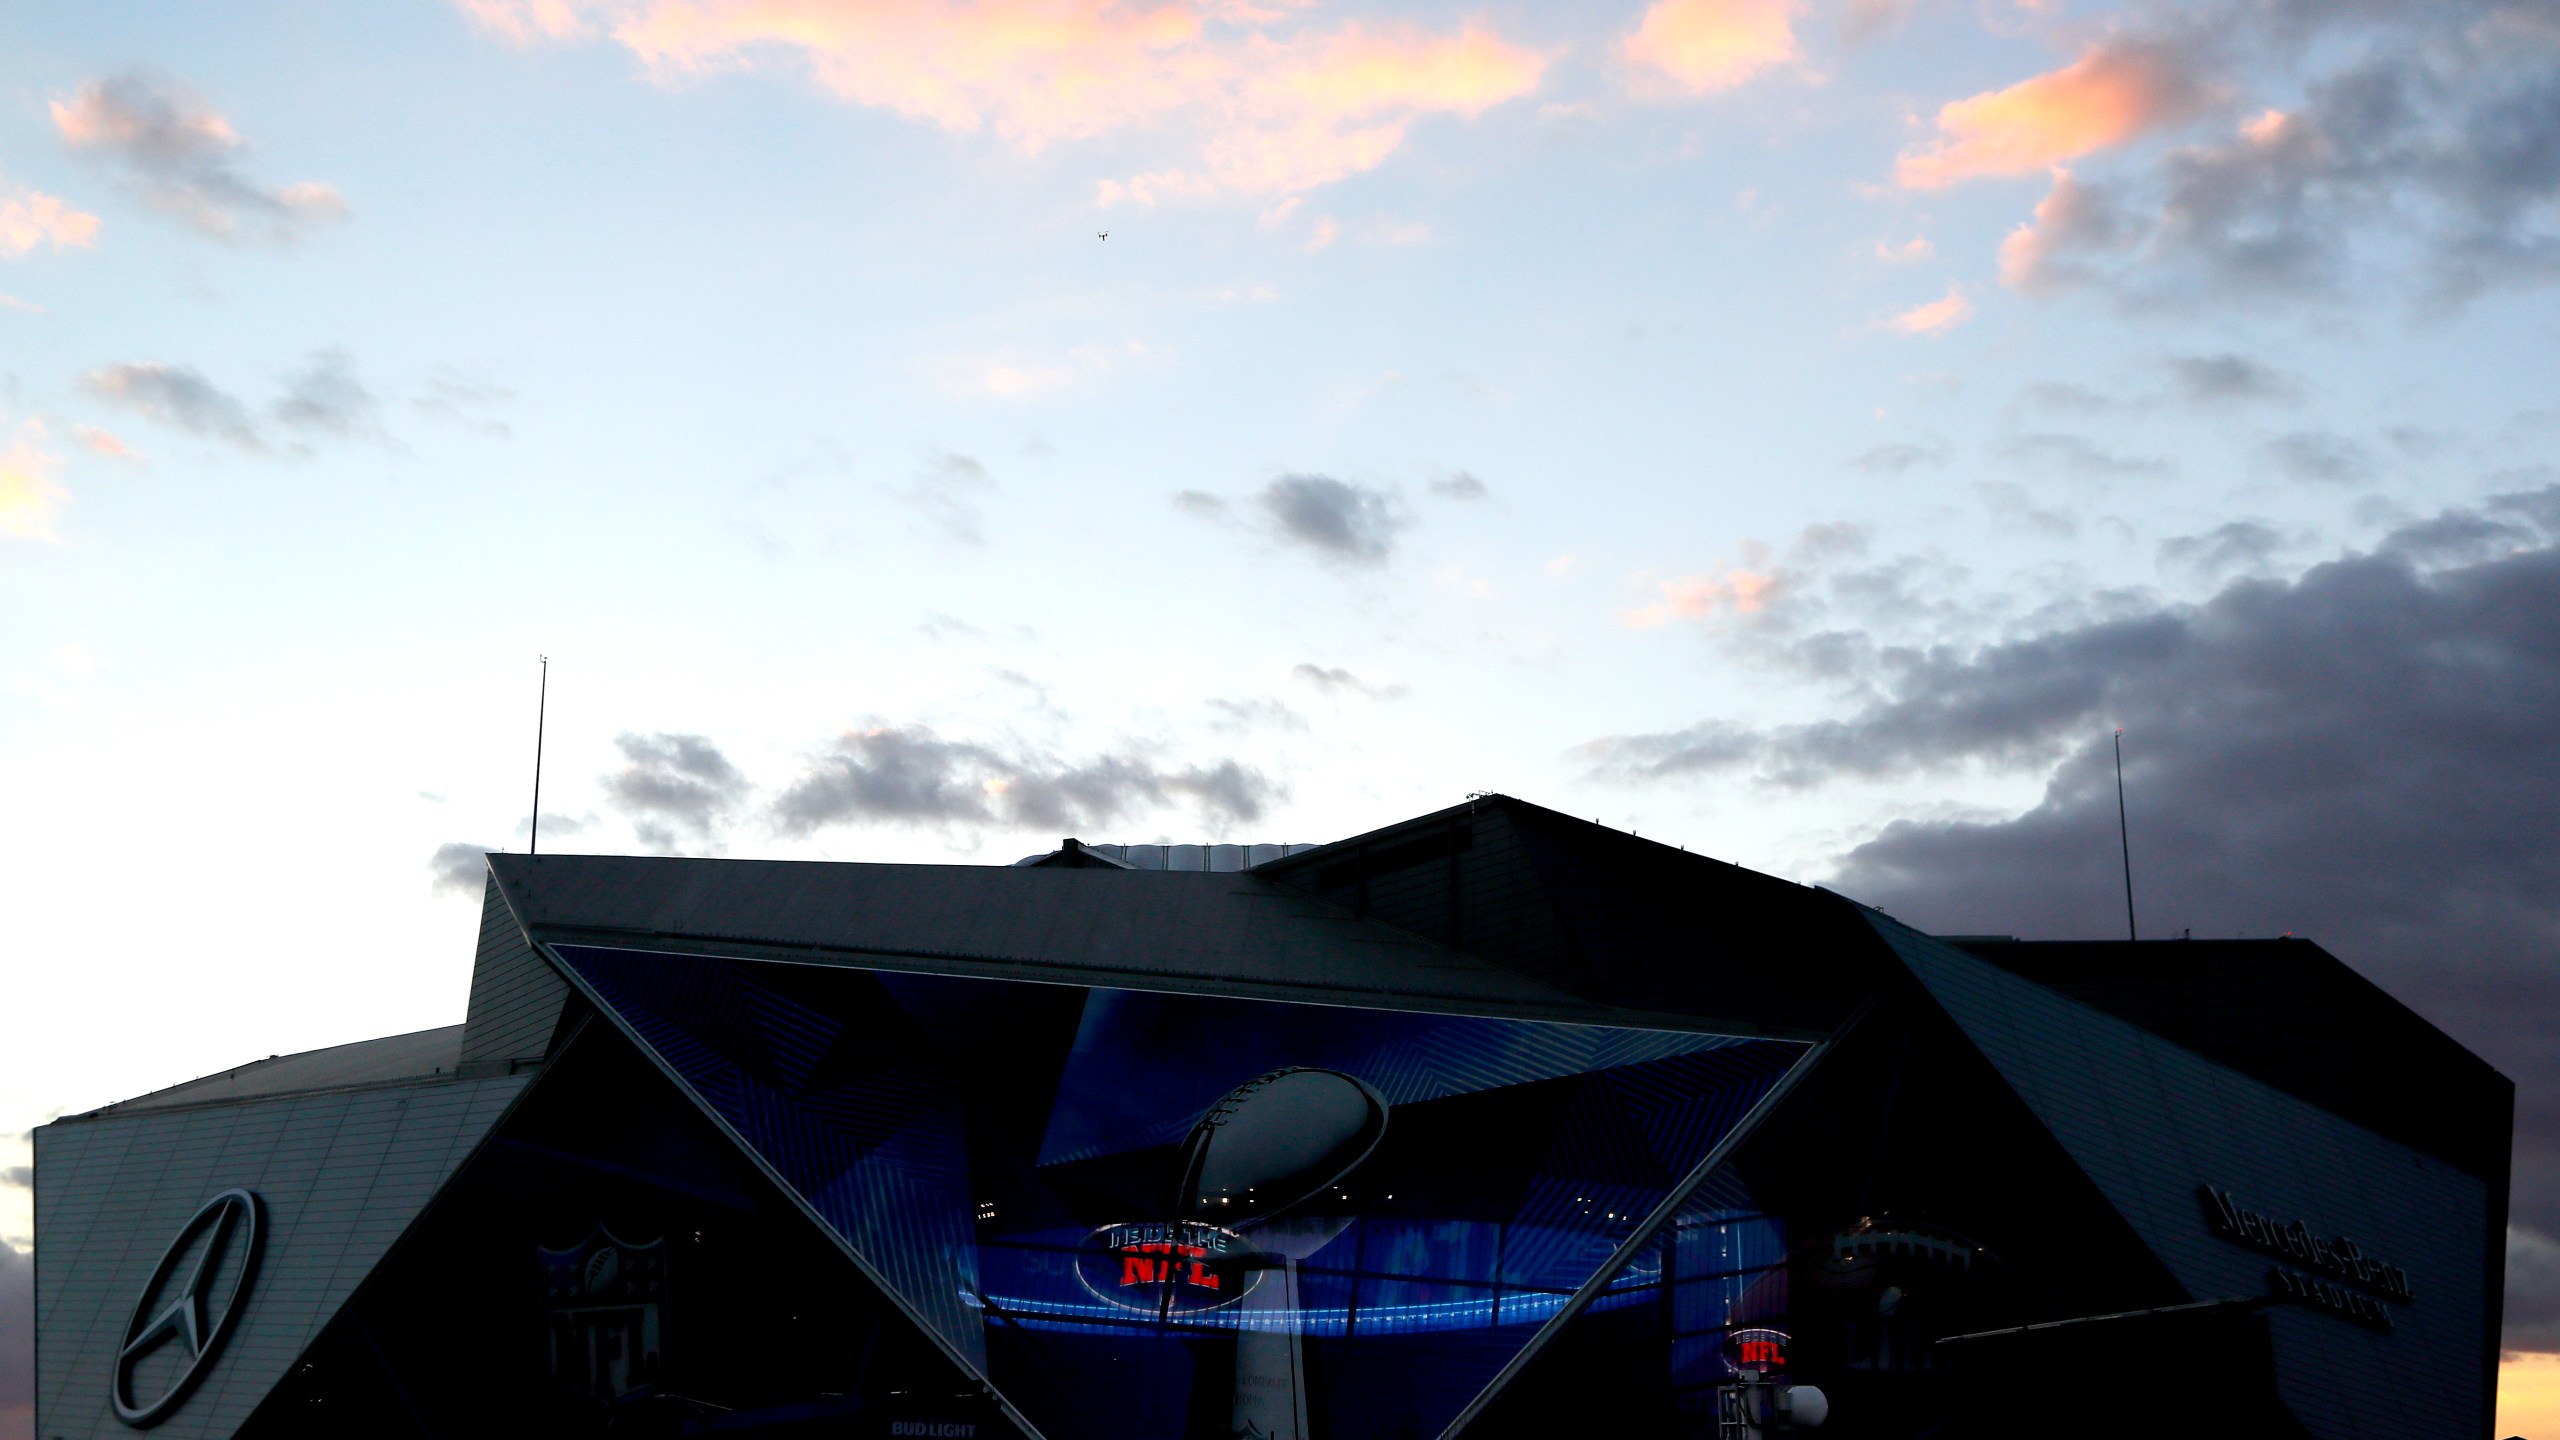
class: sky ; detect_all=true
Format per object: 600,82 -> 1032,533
4,0 -> 2560,1430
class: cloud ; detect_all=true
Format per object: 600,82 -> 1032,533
428,842 -> 496,896
1974,3 -> 2560,307
413,373 -> 516,437
1206,695 -> 1305,733
1897,41 -> 2218,189
2166,352 -> 2296,404
1590,486 -> 2560,1276
0,293 -> 42,314
771,724 -> 1278,835
0,183 -> 101,256
0,426 -> 69,542
1889,283 -> 1973,334
2156,518 -> 2291,580
82,362 -> 262,449
71,424 -> 139,461
1847,440 -> 1949,474
604,732 -> 749,849
1624,566 -> 1780,628
2,1238 -> 27,1424
1430,470 -> 1489,500
271,348 -> 381,439
1291,662 -> 1408,700
2264,429 -> 2375,485
1996,169 -> 2128,292
52,73 -> 347,242
459,2 -> 1542,204
1976,479 -> 2078,538
905,451 -> 996,544
1257,473 -> 1406,563
2015,380 -> 2117,415
1622,0 -> 1801,94
1997,431 -> 2171,478
2515,1225 -> 2560,1351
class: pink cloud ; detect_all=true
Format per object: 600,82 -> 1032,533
1889,282 -> 1972,334
1896,42 -> 2212,189
1622,0 -> 1800,93
72,424 -> 141,461
52,75 -> 346,242
454,1 -> 1543,200
0,187 -> 101,257
1624,567 -> 1778,628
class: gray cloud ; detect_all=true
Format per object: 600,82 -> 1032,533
2,1237 -> 26,1422
82,362 -> 261,449
772,725 -> 1278,836
1592,485 -> 2560,1337
2000,1 -> 2560,307
1847,441 -> 1950,474
2512,1225 -> 2560,1350
1431,471 -> 1489,500
1998,433 -> 2173,479
2157,519 -> 2293,580
2016,381 -> 2119,416
54,72 -> 347,243
1206,696 -> 1306,733
512,812 -> 592,842
1258,474 -> 1406,563
2166,353 -> 2298,404
905,452 -> 995,545
412,373 -> 514,437
271,348 -> 380,439
605,732 -> 749,850
1291,663 -> 1409,700
429,842 -> 495,896
0,1168 -> 25,1190
1976,481 -> 2078,539
2000,170 -> 2131,296
2265,430 -> 2376,484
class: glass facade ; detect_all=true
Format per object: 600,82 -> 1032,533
551,944 -> 1811,1440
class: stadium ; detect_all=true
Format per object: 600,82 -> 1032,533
31,795 -> 2511,1439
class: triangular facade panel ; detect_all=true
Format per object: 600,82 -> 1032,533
1872,916 -> 2490,1440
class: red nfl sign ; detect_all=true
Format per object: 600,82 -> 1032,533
1075,1221 -> 1263,1316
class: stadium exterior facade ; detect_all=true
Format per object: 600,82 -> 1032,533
31,796 -> 2511,1439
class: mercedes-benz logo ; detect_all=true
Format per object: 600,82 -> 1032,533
112,1188 -> 265,1428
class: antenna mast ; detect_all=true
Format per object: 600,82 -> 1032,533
530,656 -> 548,857
2113,727 -> 2135,941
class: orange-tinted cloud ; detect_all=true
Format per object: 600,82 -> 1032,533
454,1 -> 1542,200
1995,167 -> 2123,292
1624,568 -> 1779,628
1890,283 -> 1972,334
0,186 -> 102,256
73,424 -> 141,461
1896,42 -> 2211,188
0,424 -> 68,541
1622,0 -> 1799,93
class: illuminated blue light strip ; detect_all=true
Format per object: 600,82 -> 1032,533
962,1282 -> 1661,1337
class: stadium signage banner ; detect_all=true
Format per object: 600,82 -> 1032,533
2199,1183 -> 2415,1326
